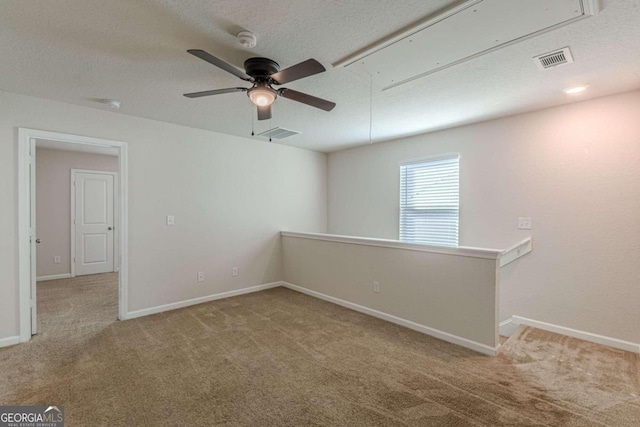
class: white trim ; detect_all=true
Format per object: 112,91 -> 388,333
499,237 -> 532,267
281,231 -> 502,260
281,281 -> 497,356
18,128 -> 129,343
70,169 -> 119,277
18,129 -> 31,342
512,315 -> 640,354
498,318 -> 519,337
334,0 -> 483,67
582,0 -> 601,16
0,336 -> 20,348
125,282 -> 282,320
36,274 -> 72,282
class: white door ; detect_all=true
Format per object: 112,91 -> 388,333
74,171 -> 115,276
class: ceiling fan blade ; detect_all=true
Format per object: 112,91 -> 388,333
183,87 -> 247,98
187,49 -> 251,81
279,89 -> 336,111
270,59 -> 326,85
257,105 -> 272,121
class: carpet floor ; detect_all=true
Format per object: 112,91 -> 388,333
1,273 -> 638,426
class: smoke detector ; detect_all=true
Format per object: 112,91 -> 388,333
237,31 -> 257,49
533,47 -> 574,71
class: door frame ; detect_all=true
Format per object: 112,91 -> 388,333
18,128 -> 129,343
70,169 -> 119,278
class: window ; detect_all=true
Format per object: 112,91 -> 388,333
400,155 -> 459,247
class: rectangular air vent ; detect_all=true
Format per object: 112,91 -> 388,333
257,127 -> 300,140
533,47 -> 574,70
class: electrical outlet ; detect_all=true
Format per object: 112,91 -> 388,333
167,215 -> 175,226
232,267 -> 238,277
518,217 -> 532,230
53,256 -> 61,264
197,272 -> 205,282
373,281 -> 380,293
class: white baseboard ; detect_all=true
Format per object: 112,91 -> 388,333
125,282 -> 282,320
281,282 -> 497,356
0,335 -> 20,348
499,318 -> 519,337
36,273 -> 72,282
511,315 -> 640,354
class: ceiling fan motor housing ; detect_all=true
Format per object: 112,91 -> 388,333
244,57 -> 281,80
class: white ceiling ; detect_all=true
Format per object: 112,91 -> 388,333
1,0 -> 639,152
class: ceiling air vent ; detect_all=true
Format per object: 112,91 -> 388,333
533,47 -> 574,71
257,127 -> 300,140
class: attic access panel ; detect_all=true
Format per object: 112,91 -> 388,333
340,0 -> 598,90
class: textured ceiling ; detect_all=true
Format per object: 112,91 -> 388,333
1,0 -> 639,152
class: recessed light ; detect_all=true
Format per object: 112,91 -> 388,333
100,99 -> 122,109
563,85 -> 588,94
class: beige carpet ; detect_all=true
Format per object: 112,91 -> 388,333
1,274 -> 638,426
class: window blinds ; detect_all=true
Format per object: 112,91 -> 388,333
400,155 -> 459,247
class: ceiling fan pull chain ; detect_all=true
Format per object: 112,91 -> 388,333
251,106 -> 255,136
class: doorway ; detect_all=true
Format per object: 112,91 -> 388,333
18,128 -> 129,342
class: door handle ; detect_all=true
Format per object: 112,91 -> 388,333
108,227 -> 113,231
35,238 -> 41,244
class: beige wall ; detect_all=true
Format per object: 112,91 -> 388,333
0,91 -> 327,340
36,148 -> 118,278
328,90 -> 640,344
282,235 -> 498,349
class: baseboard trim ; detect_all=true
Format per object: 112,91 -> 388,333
36,273 -> 72,282
125,282 -> 282,320
512,315 -> 640,354
0,335 -> 20,348
499,318 -> 519,337
281,281 -> 497,356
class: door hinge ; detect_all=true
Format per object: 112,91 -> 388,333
30,299 -> 34,308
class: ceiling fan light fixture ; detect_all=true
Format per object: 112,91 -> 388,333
248,86 -> 276,107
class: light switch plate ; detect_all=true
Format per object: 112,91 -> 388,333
518,217 -> 532,230
197,272 -> 205,282
54,256 -> 61,264
167,215 -> 175,226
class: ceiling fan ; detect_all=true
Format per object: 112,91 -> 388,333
183,49 -> 336,120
